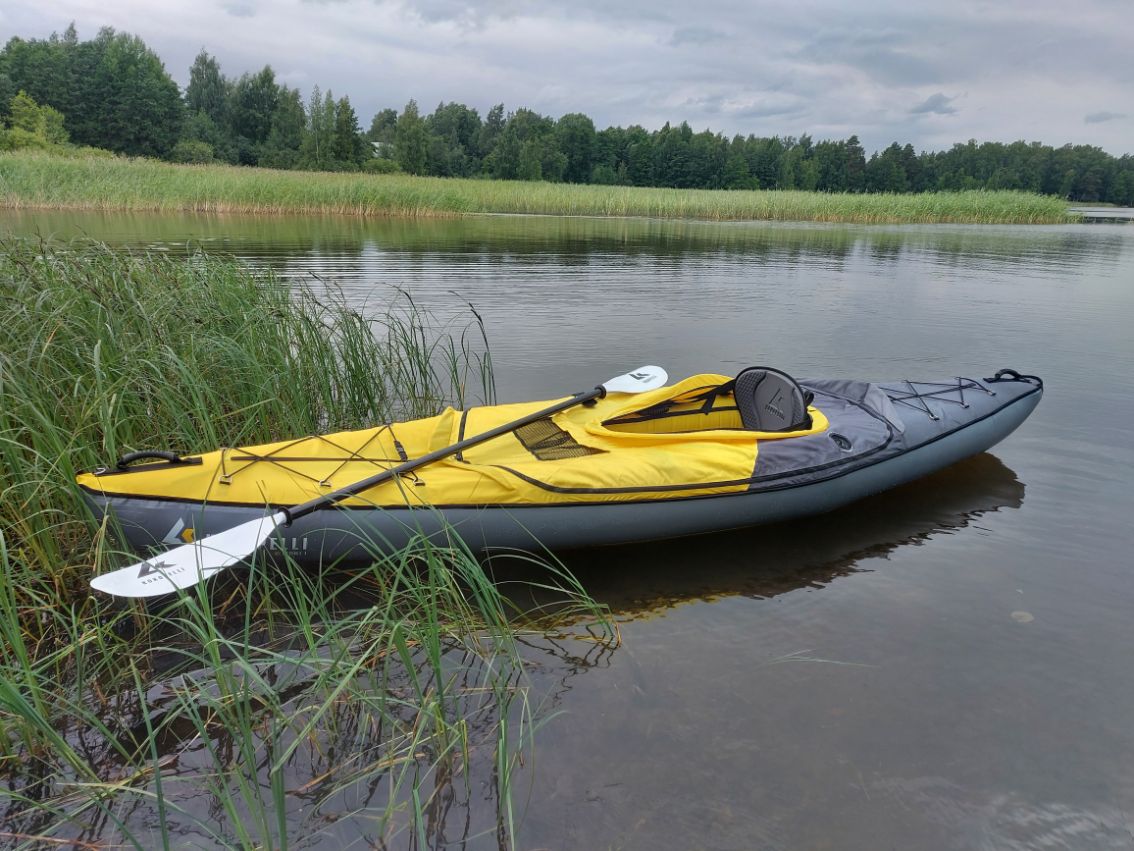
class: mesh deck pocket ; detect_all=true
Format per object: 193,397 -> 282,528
514,418 -> 604,461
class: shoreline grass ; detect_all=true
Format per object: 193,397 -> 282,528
0,151 -> 1077,225
0,239 -> 608,847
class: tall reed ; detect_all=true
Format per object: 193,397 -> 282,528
0,239 -> 606,847
1,150 -> 1077,224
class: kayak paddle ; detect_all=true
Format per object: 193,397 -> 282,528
89,365 -> 668,598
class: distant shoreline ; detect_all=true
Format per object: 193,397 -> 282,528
0,152 -> 1078,226
1068,206 -> 1134,222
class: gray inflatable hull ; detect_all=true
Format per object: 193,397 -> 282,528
82,371 -> 1042,564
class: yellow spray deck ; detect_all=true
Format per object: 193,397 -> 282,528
78,374 -> 829,509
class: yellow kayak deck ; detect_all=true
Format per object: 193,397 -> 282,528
78,374 -> 828,508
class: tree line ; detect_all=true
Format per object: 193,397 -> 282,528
2,25 -> 1132,205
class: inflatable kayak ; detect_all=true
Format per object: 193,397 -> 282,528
79,366 -> 1042,570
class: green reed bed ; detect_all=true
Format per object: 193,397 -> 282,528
1,151 -> 1076,224
0,239 -> 608,848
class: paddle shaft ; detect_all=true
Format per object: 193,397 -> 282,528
282,386 -> 605,524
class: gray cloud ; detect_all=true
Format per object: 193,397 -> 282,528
911,93 -> 958,116
394,0 -> 493,26
388,0 -> 671,27
676,90 -> 808,123
669,26 -> 726,47
1084,111 -> 1125,124
795,29 -> 943,87
221,1 -> 255,16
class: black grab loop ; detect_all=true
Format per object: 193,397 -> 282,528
114,450 -> 198,471
985,368 -> 1043,387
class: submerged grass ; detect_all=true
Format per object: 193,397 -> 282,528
0,239 -> 607,848
0,150 -> 1076,224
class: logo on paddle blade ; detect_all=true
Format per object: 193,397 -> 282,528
136,557 -> 216,583
629,372 -> 652,381
137,560 -> 174,578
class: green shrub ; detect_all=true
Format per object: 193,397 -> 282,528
169,138 -> 215,164
362,156 -> 401,174
0,126 -> 49,152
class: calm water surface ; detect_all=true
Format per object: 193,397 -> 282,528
3,210 -> 1133,849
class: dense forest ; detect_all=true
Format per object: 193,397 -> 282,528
2,24 -> 1132,205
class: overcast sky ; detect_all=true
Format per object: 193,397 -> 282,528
2,0 -> 1131,155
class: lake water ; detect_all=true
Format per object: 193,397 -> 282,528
4,209 -> 1134,849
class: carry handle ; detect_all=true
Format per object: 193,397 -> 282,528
114,450 -> 198,471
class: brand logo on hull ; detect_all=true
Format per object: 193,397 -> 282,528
269,537 -> 310,553
162,519 -> 195,545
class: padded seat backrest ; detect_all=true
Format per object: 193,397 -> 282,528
734,367 -> 812,432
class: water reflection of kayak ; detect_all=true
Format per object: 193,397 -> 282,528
549,452 -> 1026,618
78,368 -> 1041,564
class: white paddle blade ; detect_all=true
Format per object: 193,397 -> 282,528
602,365 -> 668,394
90,511 -> 288,598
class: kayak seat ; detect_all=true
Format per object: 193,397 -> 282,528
601,369 -> 814,435
734,367 -> 813,432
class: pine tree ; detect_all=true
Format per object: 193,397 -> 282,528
394,100 -> 428,175
332,96 -> 366,166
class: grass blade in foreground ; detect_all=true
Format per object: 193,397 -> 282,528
88,365 -> 668,598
